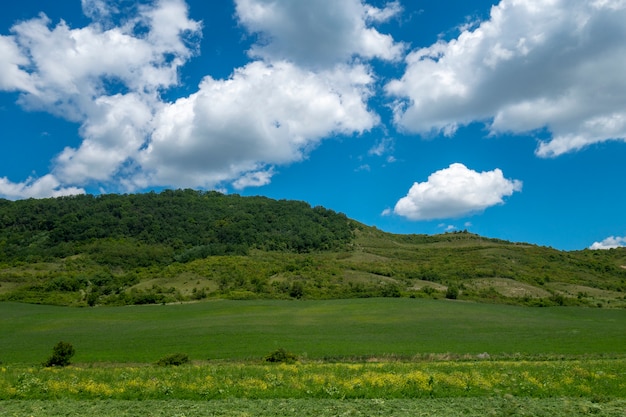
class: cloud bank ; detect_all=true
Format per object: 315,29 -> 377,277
0,0 -> 403,199
1,0 -> 626,203
386,0 -> 626,157
393,163 -> 522,220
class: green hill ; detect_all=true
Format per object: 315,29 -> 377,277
1,190 -> 625,307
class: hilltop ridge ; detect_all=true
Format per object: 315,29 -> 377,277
1,190 -> 625,307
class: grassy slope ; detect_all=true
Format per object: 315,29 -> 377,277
2,299 -> 625,364
2,228 -> 626,307
344,228 -> 626,306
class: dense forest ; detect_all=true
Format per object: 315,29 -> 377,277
0,189 -> 355,261
1,190 -> 625,307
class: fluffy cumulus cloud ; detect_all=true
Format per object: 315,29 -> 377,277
386,0 -> 626,157
138,61 -> 377,189
0,0 -> 392,199
235,0 -> 405,67
393,163 -> 522,220
590,236 -> 626,250
0,0 -> 202,198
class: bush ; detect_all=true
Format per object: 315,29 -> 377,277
445,285 -> 459,300
156,353 -> 190,366
264,348 -> 298,364
43,341 -> 75,367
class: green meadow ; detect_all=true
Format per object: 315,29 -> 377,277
2,298 -> 626,416
2,298 -> 626,364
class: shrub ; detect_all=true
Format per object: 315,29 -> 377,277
445,285 -> 459,300
264,348 -> 298,364
380,283 -> 401,298
156,353 -> 190,366
289,282 -> 305,299
43,341 -> 75,367
422,286 -> 436,295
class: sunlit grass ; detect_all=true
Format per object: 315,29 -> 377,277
1,359 -> 624,400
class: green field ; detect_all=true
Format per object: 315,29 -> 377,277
2,299 -> 626,416
2,298 -> 626,364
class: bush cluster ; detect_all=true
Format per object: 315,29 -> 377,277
264,348 -> 298,364
155,353 -> 190,366
43,341 -> 75,367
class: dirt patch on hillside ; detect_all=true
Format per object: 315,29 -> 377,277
467,278 -> 551,298
545,282 -> 621,299
343,270 -> 400,285
408,280 -> 448,292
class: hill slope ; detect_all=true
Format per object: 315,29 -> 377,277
1,190 -> 625,307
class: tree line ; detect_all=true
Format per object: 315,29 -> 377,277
0,189 -> 357,263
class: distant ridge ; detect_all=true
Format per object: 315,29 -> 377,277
1,190 -> 625,307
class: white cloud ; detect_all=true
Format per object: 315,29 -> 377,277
439,224 -> 456,232
232,169 -> 275,190
590,236 -> 626,250
0,0 -> 201,198
81,0 -> 118,21
0,0 -> 385,199
54,93 -> 155,184
386,0 -> 626,157
13,2 -> 199,105
368,137 -> 394,157
365,1 -> 402,23
0,175 -> 84,199
393,163 -> 522,220
0,35 -> 33,92
138,60 -> 377,189
235,0 -> 405,67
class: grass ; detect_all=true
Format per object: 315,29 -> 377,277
1,298 -> 626,364
2,360 -> 625,400
3,398 -> 626,417
1,360 -> 625,415
2,298 -> 626,415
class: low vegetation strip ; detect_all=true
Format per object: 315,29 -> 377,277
3,398 -> 626,417
1,360 -> 625,400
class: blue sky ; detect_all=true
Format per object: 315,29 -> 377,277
1,0 -> 626,251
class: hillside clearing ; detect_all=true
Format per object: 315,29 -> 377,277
466,278 -> 551,298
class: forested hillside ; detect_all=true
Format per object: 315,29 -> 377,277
1,190 -> 625,307
0,189 -> 355,260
